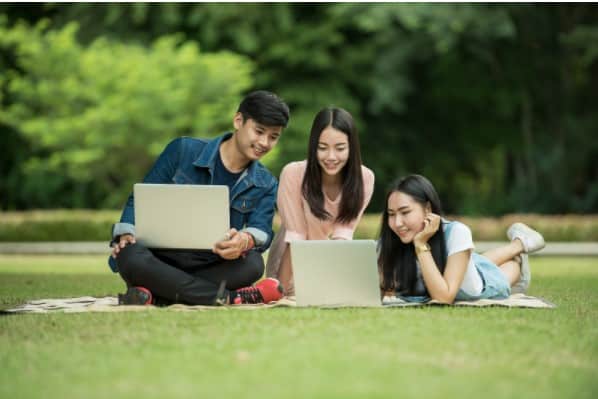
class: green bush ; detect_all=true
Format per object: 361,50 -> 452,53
0,18 -> 254,209
354,213 -> 598,241
1,210 -> 596,242
0,210 -> 118,241
0,220 -> 112,242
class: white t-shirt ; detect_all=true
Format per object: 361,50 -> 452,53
416,220 -> 483,296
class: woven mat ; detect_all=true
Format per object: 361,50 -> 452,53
382,293 -> 555,308
2,293 -> 555,314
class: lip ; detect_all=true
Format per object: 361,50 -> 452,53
253,146 -> 267,156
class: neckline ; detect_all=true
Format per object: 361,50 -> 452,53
218,142 -> 247,174
324,190 -> 341,204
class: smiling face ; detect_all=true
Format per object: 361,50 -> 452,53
387,190 -> 431,244
232,113 -> 283,162
316,126 -> 349,178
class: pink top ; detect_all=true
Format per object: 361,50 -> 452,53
278,160 -> 375,241
265,160 -> 375,281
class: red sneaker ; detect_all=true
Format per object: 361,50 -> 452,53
118,286 -> 154,305
232,278 -> 284,304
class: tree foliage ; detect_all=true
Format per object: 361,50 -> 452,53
0,17 -> 253,208
0,4 -> 596,214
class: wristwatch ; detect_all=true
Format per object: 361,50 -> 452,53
415,242 -> 431,255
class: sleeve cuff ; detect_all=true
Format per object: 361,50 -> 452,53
448,245 -> 475,257
284,230 -> 307,242
331,227 -> 353,240
112,223 -> 136,241
242,227 -> 268,247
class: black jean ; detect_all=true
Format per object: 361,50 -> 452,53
116,243 -> 264,305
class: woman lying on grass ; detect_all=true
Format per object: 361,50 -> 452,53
378,174 -> 546,303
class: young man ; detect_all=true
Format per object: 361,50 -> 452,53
109,90 -> 290,306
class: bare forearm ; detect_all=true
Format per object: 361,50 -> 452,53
278,245 -> 294,295
417,251 -> 455,303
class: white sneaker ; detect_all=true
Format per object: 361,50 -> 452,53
507,223 -> 545,253
511,253 -> 530,294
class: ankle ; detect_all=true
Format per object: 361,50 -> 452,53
512,238 -> 525,254
513,254 -> 522,265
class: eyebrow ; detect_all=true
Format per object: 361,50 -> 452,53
318,142 -> 348,146
389,206 -> 410,212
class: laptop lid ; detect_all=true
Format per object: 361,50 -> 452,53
134,183 -> 229,250
290,240 -> 382,307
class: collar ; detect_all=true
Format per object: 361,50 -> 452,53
192,132 -> 269,188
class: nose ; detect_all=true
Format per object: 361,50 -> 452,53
326,149 -> 337,161
393,214 -> 403,228
258,134 -> 269,147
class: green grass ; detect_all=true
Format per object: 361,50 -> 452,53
1,255 -> 597,399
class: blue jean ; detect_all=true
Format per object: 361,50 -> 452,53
455,253 -> 511,301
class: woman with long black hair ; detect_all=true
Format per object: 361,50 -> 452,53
378,174 -> 545,303
266,107 -> 375,295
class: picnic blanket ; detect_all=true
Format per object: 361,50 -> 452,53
2,293 -> 555,314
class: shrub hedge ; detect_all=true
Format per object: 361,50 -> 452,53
0,210 -> 596,242
355,213 -> 598,241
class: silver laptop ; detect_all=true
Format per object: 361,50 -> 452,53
290,240 -> 382,307
134,183 -> 229,250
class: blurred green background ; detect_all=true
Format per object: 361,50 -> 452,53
1,3 -> 597,215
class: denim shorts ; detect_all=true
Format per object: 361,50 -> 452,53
454,253 -> 511,301
397,253 -> 511,303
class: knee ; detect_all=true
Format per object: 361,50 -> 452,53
243,251 -> 265,283
116,243 -> 148,278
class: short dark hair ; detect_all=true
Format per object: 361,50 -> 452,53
237,90 -> 290,127
301,107 -> 364,224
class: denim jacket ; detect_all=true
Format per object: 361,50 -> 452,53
108,132 -> 278,272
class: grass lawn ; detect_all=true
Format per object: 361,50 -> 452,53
1,255 -> 597,399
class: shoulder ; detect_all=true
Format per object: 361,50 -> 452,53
178,136 -> 209,147
360,165 -> 375,186
280,160 -> 307,181
443,220 -> 473,240
282,160 -> 307,174
173,136 -> 209,155
157,136 -> 206,159
442,220 -> 474,254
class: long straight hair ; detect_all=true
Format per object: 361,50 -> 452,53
377,175 -> 447,295
301,107 -> 364,224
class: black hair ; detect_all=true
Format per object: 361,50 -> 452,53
301,107 -> 364,224
377,174 -> 447,295
237,90 -> 290,127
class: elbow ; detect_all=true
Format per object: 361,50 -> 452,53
431,292 -> 457,305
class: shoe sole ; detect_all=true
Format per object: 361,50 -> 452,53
511,253 -> 530,294
118,287 -> 153,305
262,278 -> 284,303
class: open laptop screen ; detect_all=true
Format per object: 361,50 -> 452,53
290,240 -> 381,307
134,183 -> 229,250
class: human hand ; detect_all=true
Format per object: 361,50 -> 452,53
328,232 -> 344,240
212,228 -> 253,260
111,234 -> 136,258
413,213 -> 441,246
